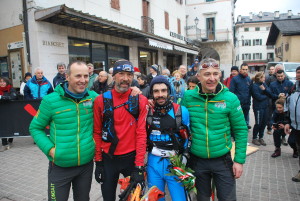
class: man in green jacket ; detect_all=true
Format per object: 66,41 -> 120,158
181,58 -> 248,201
30,61 -> 98,201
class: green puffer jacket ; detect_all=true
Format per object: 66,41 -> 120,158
29,84 -> 98,167
181,83 -> 248,164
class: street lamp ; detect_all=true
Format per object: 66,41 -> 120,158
194,17 -> 199,40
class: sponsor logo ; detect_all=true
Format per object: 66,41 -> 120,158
215,102 -> 226,109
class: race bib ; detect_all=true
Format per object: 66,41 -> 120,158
151,146 -> 175,158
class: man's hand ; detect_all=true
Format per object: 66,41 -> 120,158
94,161 -> 105,183
148,99 -> 154,108
233,162 -> 243,179
130,86 -> 142,96
49,147 -> 55,158
284,124 -> 291,135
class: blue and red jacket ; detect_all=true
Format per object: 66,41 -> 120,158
24,75 -> 53,100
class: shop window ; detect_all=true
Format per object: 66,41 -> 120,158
0,57 -> 9,77
165,12 -> 169,30
111,0 -> 120,10
107,44 -> 128,68
92,43 -> 106,72
68,39 -> 90,63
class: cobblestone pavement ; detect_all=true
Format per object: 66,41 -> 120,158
1,117 -> 300,200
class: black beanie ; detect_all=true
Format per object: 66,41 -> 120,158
25,72 -> 32,78
231,66 -> 239,72
150,75 -> 171,94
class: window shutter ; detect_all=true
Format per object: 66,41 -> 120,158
111,0 -> 120,10
260,39 -> 262,45
177,19 -> 181,34
242,54 -> 244,60
249,54 -> 251,60
249,40 -> 251,46
253,39 -> 255,46
165,12 -> 169,30
260,53 -> 262,59
242,40 -> 244,46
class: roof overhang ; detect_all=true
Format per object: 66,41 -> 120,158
34,4 -> 199,54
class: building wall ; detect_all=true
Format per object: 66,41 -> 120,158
0,25 -> 24,56
274,35 -> 300,62
186,0 -> 235,77
34,0 -> 187,44
0,0 -> 23,30
235,21 -> 273,67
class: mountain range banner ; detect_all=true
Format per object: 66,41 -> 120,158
0,100 -> 49,138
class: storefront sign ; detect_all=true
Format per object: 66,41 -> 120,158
174,45 -> 198,55
169,32 -> 194,44
42,40 -> 65,47
7,41 -> 23,50
148,38 -> 173,50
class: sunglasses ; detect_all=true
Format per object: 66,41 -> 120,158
200,62 -> 219,69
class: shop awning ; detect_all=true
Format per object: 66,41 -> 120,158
34,4 -> 198,52
174,45 -> 198,55
148,39 -> 173,50
247,63 -> 267,66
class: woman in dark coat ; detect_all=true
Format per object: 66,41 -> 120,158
0,77 -> 17,152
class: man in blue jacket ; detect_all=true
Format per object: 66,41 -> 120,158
230,63 -> 252,129
24,68 -> 53,100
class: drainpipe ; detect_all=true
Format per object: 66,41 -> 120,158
23,0 -> 31,65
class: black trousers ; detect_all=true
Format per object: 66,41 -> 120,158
101,151 -> 136,201
2,138 -> 13,146
190,152 -> 236,201
48,160 -> 93,201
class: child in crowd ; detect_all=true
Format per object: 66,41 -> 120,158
271,98 -> 286,157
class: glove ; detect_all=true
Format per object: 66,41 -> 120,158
130,166 -> 145,188
94,161 -> 104,183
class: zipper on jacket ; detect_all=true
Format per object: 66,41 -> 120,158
63,97 -> 92,166
205,97 -> 210,158
53,122 -> 57,163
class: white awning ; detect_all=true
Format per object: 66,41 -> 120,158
174,45 -> 198,55
149,38 -> 173,50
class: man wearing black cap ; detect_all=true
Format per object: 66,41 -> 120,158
223,66 -> 239,88
146,75 -> 190,201
147,64 -> 159,84
93,59 -> 148,201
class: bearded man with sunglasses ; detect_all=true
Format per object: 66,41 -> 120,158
181,58 -> 248,201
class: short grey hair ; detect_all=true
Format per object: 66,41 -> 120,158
57,62 -> 66,69
162,68 -> 170,75
34,67 -> 43,74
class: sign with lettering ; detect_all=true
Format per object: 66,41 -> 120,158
169,32 -> 194,44
7,41 -> 24,50
42,40 -> 65,47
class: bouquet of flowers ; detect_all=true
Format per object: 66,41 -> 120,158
168,154 -> 197,194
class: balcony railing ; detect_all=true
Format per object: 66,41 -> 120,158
141,16 -> 154,34
196,29 -> 229,42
